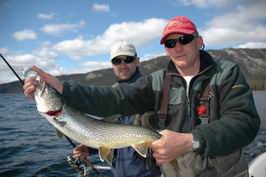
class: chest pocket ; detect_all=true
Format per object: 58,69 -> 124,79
169,87 -> 183,108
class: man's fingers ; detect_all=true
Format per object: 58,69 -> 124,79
23,77 -> 38,100
24,76 -> 37,83
150,136 -> 164,150
32,65 -> 54,84
152,152 -> 168,165
73,147 -> 80,152
32,65 -> 49,80
31,65 -> 63,93
24,86 -> 35,95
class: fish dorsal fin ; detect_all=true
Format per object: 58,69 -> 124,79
98,147 -> 113,166
55,129 -> 64,139
132,142 -> 148,158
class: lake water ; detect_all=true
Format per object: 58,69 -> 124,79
0,91 -> 265,177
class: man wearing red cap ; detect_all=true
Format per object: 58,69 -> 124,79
24,16 -> 260,177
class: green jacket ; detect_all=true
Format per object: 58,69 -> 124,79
61,51 -> 260,176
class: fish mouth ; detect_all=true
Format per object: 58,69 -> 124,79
45,107 -> 64,116
43,101 -> 65,116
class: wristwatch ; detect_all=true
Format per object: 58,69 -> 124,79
192,135 -> 200,151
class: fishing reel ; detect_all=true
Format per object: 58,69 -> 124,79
66,155 -> 87,176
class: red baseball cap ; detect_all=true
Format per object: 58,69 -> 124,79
160,16 -> 198,44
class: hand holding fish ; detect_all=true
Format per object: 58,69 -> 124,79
23,65 -> 63,99
149,130 -> 193,164
73,144 -> 89,161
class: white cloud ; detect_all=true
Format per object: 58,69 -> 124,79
0,72 -> 19,84
53,18 -> 167,59
0,47 -> 8,54
178,0 -> 237,8
32,45 -> 58,64
235,42 -> 266,48
13,29 -> 37,41
37,12 -> 56,20
92,3 -> 110,13
142,52 -> 166,61
0,43 -> 60,84
53,38 -> 92,59
42,60 -> 112,76
177,0 -> 242,8
0,53 -> 43,83
81,61 -> 111,71
41,21 -> 85,36
201,1 -> 266,48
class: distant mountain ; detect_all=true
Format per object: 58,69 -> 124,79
1,48 -> 266,93
208,48 -> 266,80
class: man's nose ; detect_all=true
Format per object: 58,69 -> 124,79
174,42 -> 184,51
119,59 -> 127,65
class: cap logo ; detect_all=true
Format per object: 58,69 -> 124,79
120,45 -> 130,51
167,20 -> 184,29
110,41 -> 136,60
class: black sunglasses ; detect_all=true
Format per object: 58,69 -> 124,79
164,33 -> 198,48
111,56 -> 136,65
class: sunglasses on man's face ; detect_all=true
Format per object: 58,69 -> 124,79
164,34 -> 198,48
111,56 -> 136,65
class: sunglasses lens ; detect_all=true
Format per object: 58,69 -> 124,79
111,58 -> 122,65
111,56 -> 135,65
179,35 -> 194,45
164,34 -> 196,48
124,56 -> 135,64
164,39 -> 176,48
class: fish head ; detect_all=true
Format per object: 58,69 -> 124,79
34,78 -> 64,114
23,67 -> 64,115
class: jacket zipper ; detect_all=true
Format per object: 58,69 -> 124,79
186,65 -> 213,130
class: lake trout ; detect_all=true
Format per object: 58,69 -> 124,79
24,68 -> 162,166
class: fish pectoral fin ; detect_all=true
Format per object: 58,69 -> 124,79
98,147 -> 113,166
132,142 -> 148,158
105,149 -> 114,166
55,129 -> 64,139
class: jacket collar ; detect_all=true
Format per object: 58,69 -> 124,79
166,50 -> 216,76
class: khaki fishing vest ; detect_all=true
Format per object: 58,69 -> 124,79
160,150 -> 248,177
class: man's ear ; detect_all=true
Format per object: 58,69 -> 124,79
197,36 -> 204,49
135,57 -> 140,66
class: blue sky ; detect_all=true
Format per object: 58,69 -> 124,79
0,0 -> 265,84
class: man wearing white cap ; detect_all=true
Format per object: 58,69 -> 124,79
109,41 -> 140,81
73,41 -> 161,177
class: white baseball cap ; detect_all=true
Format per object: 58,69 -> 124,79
109,41 -> 137,60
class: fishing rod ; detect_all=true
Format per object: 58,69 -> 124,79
0,53 -> 24,84
0,53 -> 101,176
